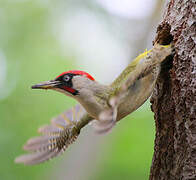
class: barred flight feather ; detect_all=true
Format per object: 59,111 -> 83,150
15,105 -> 89,165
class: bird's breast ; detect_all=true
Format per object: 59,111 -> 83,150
77,95 -> 108,120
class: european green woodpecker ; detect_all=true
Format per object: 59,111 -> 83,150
15,44 -> 173,165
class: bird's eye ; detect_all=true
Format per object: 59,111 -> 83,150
63,75 -> 70,82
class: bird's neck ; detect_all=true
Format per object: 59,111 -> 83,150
75,81 -> 111,119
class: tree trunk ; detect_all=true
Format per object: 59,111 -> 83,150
150,0 -> 196,180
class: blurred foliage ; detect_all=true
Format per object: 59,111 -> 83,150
0,1 -> 155,180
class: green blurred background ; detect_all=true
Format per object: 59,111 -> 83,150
0,0 -> 165,179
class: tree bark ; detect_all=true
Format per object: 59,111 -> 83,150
150,0 -> 196,180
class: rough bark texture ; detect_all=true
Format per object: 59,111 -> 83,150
150,0 -> 196,180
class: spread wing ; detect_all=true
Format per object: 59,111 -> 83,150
15,105 -> 93,165
96,44 -> 173,133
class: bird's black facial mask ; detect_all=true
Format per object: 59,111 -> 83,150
55,73 -> 79,96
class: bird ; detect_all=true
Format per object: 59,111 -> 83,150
15,43 -> 173,165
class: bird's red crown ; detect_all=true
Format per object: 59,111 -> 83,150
55,70 -> 95,81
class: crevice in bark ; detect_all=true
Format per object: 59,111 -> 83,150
154,23 -> 173,45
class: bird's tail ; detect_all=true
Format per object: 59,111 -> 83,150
15,105 -> 92,165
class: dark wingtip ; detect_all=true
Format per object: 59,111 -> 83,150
31,85 -> 39,89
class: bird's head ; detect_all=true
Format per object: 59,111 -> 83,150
31,70 -> 95,97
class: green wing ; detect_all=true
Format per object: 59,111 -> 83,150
114,44 -> 172,93
15,105 -> 93,165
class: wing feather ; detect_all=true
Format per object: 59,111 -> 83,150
15,104 -> 92,165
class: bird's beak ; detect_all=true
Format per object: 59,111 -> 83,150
31,80 -> 61,90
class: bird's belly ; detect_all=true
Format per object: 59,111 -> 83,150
117,74 -> 155,120
117,92 -> 150,120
